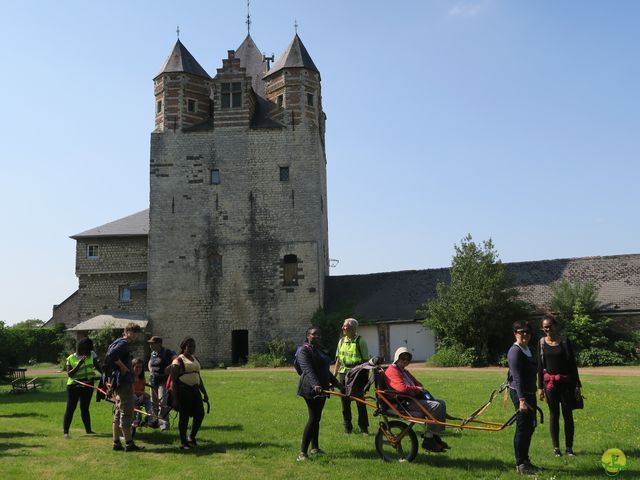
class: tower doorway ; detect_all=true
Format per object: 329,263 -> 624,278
231,330 -> 249,365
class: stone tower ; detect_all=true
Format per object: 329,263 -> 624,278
148,34 -> 329,365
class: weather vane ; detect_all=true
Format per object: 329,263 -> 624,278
246,0 -> 251,35
176,25 -> 180,39
294,19 -> 298,34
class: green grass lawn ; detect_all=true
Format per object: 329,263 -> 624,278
0,369 -> 637,479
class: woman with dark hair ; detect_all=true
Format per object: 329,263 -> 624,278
296,327 -> 342,461
537,313 -> 582,457
170,337 -> 208,450
63,337 -> 101,438
508,320 -> 539,475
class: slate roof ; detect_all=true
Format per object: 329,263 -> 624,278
265,34 -> 319,78
326,254 -> 640,322
156,40 -> 210,79
71,209 -> 149,239
235,34 -> 267,97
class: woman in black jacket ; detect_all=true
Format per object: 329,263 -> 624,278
296,327 -> 341,461
537,313 -> 582,457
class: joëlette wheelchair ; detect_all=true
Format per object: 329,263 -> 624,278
324,361 -> 542,462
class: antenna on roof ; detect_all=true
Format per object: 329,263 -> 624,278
176,25 -> 180,39
246,0 -> 251,35
294,18 -> 298,35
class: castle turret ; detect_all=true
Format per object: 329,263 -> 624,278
264,34 -> 322,130
154,40 -> 211,132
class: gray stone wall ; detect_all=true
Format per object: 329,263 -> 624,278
48,290 -> 80,328
78,272 -> 147,322
149,113 -> 328,365
76,237 -> 148,274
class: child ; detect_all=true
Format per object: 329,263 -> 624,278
132,358 -> 153,427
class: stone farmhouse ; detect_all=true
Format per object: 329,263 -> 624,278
47,33 -> 640,364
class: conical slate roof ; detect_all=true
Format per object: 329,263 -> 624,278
156,40 -> 210,79
265,34 -> 319,78
235,34 -> 266,96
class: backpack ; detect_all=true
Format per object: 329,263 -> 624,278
293,344 -> 312,375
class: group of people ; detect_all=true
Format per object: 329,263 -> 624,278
297,314 -> 582,475
295,318 -> 449,461
63,323 -> 208,452
64,315 -> 582,471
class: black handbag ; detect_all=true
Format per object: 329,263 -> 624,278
572,391 -> 585,410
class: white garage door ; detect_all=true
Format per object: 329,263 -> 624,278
358,325 -> 379,358
389,323 -> 436,362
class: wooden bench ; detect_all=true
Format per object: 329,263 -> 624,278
8,368 -> 39,393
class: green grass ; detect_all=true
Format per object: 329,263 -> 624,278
0,369 -> 637,479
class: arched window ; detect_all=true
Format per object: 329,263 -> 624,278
283,254 -> 298,286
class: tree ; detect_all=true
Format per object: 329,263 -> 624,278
549,279 -> 600,323
420,235 -> 530,365
11,319 -> 45,329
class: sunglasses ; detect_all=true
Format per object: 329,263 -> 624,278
515,329 -> 531,335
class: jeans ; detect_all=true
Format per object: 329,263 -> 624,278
510,389 -> 537,466
151,379 -> 170,426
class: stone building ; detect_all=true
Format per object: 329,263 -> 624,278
49,30 -> 640,364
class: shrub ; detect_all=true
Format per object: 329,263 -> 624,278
426,345 -> 480,367
311,303 -> 355,353
245,339 -> 293,368
577,348 -> 626,367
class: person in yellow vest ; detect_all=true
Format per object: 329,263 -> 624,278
333,318 -> 369,434
63,337 -> 102,438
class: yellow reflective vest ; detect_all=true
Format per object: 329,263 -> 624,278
66,352 -> 98,385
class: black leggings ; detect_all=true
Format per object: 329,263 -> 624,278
63,383 -> 94,433
545,383 -> 575,449
301,397 -> 326,454
177,383 -> 204,445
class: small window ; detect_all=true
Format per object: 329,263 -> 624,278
87,245 -> 99,259
119,286 -> 131,302
210,169 -> 220,185
279,166 -> 290,182
209,253 -> 222,275
277,94 -> 284,108
156,100 -> 162,114
283,254 -> 298,286
187,98 -> 196,113
221,82 -> 242,109
307,93 -> 314,106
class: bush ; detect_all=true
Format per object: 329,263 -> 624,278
0,322 -> 67,377
577,348 -> 626,367
426,345 -> 480,367
311,303 -> 355,353
245,339 -> 293,368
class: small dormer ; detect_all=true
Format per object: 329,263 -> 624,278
263,34 -> 322,127
154,40 -> 212,132
212,50 -> 256,128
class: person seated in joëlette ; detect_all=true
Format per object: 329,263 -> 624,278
384,347 -> 449,452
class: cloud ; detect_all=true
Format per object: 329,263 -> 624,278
448,1 -> 489,17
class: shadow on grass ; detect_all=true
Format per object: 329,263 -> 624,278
0,412 -> 48,418
0,431 -> 45,439
200,423 -> 244,432
140,440 -> 287,455
0,442 -> 45,457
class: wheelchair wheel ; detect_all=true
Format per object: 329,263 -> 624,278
375,420 -> 418,462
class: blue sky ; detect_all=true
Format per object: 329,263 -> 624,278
1,1 -> 638,324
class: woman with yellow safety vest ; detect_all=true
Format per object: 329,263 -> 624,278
63,337 -> 102,438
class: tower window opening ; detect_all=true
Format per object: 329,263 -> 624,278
210,169 -> 220,185
187,98 -> 196,113
307,93 -> 314,106
277,94 -> 283,108
283,254 -> 299,286
222,82 -> 242,108
156,100 -> 163,114
279,166 -> 290,182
